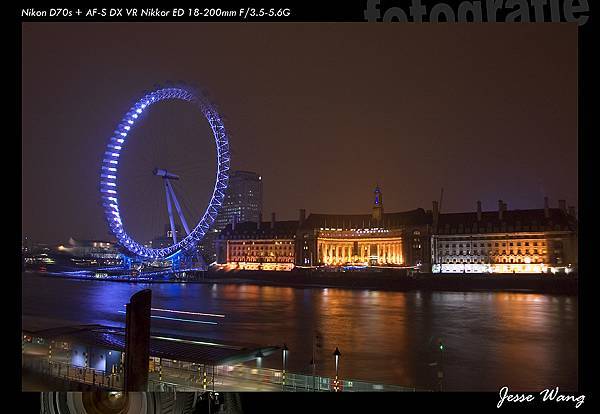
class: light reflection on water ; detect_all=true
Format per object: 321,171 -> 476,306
22,273 -> 577,391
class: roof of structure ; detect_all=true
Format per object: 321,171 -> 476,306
301,208 -> 431,230
436,208 -> 576,234
24,325 -> 279,366
219,220 -> 300,239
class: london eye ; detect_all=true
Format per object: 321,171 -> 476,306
99,84 -> 230,270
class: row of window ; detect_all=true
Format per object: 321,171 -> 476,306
438,224 -> 567,233
230,246 -> 293,253
441,249 -> 547,256
229,256 -> 294,262
442,258 -> 544,264
439,241 -> 546,248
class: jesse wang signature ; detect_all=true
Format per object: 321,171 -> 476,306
497,386 -> 585,408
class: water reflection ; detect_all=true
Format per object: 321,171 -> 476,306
22,274 -> 577,391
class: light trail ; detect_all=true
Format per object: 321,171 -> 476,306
150,335 -> 241,350
151,307 -> 225,318
117,310 -> 218,325
120,305 -> 225,318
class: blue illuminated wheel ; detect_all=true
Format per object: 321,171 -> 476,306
100,85 -> 230,260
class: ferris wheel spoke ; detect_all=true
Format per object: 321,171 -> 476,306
174,182 -> 203,231
165,181 -> 191,236
100,85 -> 230,262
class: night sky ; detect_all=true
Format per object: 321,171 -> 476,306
22,23 -> 577,245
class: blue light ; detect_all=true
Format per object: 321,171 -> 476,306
117,310 -> 218,325
100,85 -> 230,261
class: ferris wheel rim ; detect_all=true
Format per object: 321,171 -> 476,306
99,85 -> 230,260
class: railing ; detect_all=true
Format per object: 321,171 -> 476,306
24,355 -> 420,392
212,364 -> 419,392
23,357 -> 122,389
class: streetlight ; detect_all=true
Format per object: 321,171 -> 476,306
333,347 -> 341,392
282,344 -> 289,390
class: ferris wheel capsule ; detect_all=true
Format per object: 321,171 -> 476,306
99,85 -> 231,261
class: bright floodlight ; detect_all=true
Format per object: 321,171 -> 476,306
99,85 -> 231,260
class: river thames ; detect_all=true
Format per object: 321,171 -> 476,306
21,272 -> 577,391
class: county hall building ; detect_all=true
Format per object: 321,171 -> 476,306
216,186 -> 432,271
215,186 -> 577,274
431,198 -> 578,274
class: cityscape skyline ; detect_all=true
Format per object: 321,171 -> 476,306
22,23 -> 577,244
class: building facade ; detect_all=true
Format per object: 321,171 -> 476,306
431,198 -> 578,274
214,170 -> 263,231
215,214 -> 298,271
296,205 -> 431,270
216,186 -> 432,271
213,188 -> 578,275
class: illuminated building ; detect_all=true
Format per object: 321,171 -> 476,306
57,237 -> 120,260
214,170 -> 263,231
210,171 -> 263,263
54,237 -> 121,266
216,186 -> 431,271
214,188 -> 578,275
296,186 -> 431,269
215,213 -> 297,271
431,198 -> 578,274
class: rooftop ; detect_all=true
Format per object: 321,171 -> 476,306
301,209 -> 431,230
24,324 -> 279,366
436,208 -> 576,234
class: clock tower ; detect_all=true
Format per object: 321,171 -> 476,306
372,185 -> 383,224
